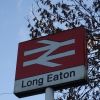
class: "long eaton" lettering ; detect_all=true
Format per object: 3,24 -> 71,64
21,70 -> 75,88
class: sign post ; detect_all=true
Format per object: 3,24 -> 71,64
45,87 -> 54,100
14,27 -> 88,98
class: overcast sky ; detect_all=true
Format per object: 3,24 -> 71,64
0,0 -> 95,100
0,0 -> 45,100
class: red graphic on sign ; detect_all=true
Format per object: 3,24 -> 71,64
15,27 -> 87,80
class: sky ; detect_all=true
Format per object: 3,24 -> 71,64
0,0 -> 45,100
0,0 -> 96,100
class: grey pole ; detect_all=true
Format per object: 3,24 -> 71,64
45,87 -> 54,100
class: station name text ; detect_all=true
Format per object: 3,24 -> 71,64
21,70 -> 75,88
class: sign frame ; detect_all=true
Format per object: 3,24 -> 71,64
14,27 -> 88,98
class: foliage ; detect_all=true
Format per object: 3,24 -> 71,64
27,0 -> 100,99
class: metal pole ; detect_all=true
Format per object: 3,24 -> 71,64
45,87 -> 54,100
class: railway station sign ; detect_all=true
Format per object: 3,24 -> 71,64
14,27 -> 87,98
